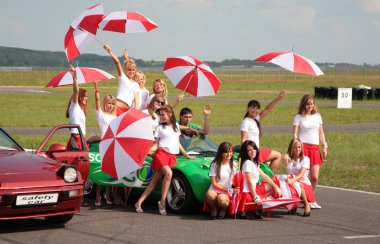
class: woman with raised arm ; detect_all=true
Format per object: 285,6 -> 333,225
104,44 -> 139,114
65,65 -> 89,151
240,91 -> 285,172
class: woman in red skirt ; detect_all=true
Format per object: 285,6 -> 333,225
284,138 -> 314,216
293,94 -> 327,209
134,105 -> 193,215
238,140 -> 282,219
203,142 -> 240,219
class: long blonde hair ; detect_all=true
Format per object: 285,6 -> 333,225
102,94 -> 117,116
287,138 -> 304,161
152,79 -> 168,98
148,94 -> 165,120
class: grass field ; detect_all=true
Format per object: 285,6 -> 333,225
1,70 -> 380,192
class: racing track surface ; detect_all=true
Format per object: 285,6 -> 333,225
0,186 -> 379,243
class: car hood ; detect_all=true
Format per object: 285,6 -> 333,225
0,151 -> 63,187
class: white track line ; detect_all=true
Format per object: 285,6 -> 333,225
343,235 -> 380,239
319,185 -> 380,196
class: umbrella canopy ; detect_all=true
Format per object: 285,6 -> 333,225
245,197 -> 300,212
64,4 -> 104,62
255,51 -> 324,76
163,56 -> 221,97
45,67 -> 114,88
99,11 -> 158,34
100,109 -> 154,180
273,174 -> 302,210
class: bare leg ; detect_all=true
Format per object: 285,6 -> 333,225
216,194 -> 230,218
310,164 -> 320,192
265,150 -> 282,173
135,171 -> 163,209
95,184 -> 102,205
204,189 -> 218,217
299,184 -> 310,213
159,166 -> 173,209
105,186 -> 112,204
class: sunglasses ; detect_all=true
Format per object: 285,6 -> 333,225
155,100 -> 165,106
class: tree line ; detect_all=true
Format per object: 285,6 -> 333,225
0,46 -> 378,70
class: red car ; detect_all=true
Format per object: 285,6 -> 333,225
0,125 -> 90,224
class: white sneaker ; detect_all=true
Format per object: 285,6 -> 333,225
310,202 -> 322,209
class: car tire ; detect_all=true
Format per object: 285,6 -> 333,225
45,214 -> 74,224
167,171 -> 198,214
84,179 -> 96,199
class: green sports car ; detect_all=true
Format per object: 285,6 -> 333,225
86,134 -> 220,213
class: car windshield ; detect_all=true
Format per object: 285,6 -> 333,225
180,134 -> 218,157
0,129 -> 23,151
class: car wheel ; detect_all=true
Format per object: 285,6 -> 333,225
84,179 -> 96,199
167,171 -> 198,214
45,214 -> 74,224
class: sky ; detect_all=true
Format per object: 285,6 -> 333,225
1,0 -> 380,65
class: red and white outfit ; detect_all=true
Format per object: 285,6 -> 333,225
96,110 -> 115,139
293,113 -> 323,165
287,156 -> 315,203
203,161 -> 238,215
116,73 -> 139,115
240,115 -> 271,163
238,160 -> 268,212
67,101 -> 88,150
151,123 -> 181,170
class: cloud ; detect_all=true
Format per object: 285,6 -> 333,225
359,0 -> 380,13
259,6 -> 316,31
0,16 -> 24,34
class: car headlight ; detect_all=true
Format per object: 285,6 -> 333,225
57,166 -> 78,183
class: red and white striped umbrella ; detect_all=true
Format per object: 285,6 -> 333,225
255,51 -> 324,76
99,11 -> 158,34
246,197 -> 300,212
45,67 -> 114,88
64,4 -> 104,62
274,174 -> 302,210
100,109 -> 154,179
163,56 -> 221,97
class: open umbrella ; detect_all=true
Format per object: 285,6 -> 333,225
100,109 -> 154,179
99,11 -> 158,34
45,67 -> 114,88
163,56 -> 221,97
255,51 -> 324,76
64,4 -> 104,62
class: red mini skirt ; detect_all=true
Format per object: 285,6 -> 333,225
151,149 -> 177,170
303,143 -> 323,165
258,149 -> 272,163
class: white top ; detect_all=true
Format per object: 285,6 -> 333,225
154,123 -> 181,154
293,113 -> 323,145
116,73 -> 139,107
142,109 -> 160,131
68,101 -> 86,135
96,110 -> 115,138
287,156 -> 311,185
242,160 -> 260,193
138,88 -> 149,111
240,115 -> 261,148
209,161 -> 237,194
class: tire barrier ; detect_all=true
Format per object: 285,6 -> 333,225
314,86 -> 379,100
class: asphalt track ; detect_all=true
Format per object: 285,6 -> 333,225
0,186 -> 379,243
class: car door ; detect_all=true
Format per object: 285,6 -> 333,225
36,124 -> 90,185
